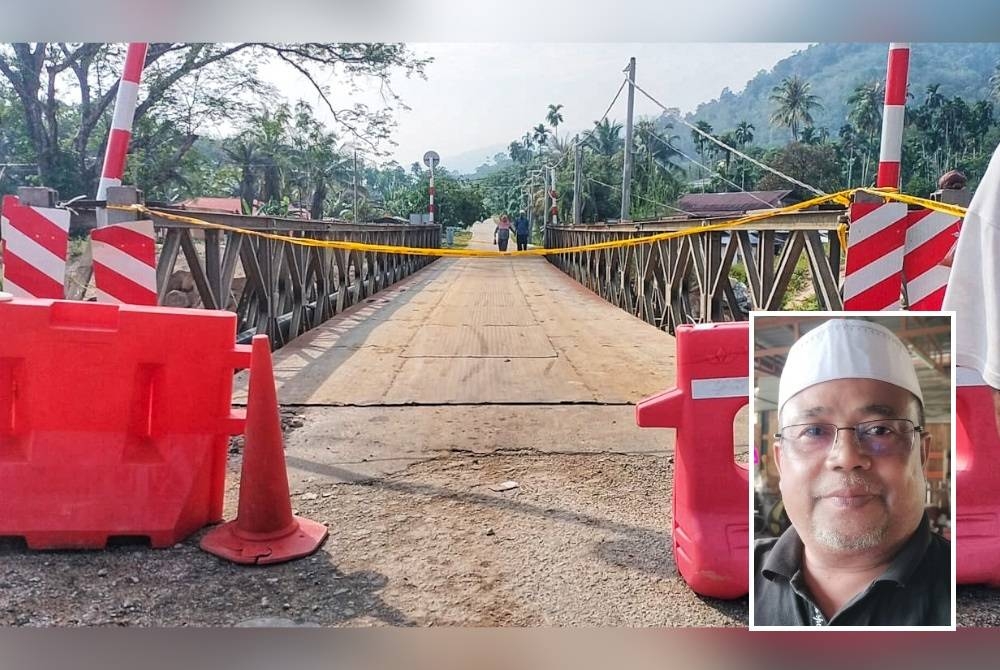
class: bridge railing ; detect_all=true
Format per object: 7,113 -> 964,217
544,210 -> 846,334
145,208 -> 440,346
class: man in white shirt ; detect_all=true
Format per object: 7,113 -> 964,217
942,143 -> 1000,415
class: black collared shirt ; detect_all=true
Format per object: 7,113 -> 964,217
754,516 -> 951,626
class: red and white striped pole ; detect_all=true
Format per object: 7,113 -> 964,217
876,43 -> 910,189
428,165 -> 435,224
97,43 -> 148,200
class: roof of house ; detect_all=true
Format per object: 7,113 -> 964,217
677,190 -> 793,217
175,197 -> 246,214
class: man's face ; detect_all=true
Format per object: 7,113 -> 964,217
774,378 -> 929,555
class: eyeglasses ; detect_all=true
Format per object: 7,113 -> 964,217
774,419 -> 922,458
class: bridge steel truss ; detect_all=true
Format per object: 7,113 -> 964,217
147,209 -> 440,347
545,210 -> 846,334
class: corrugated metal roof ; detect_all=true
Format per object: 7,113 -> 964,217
678,190 -> 794,216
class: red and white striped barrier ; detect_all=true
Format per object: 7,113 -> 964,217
955,366 -> 1000,585
636,321 -> 749,599
843,201 -> 908,310
877,43 -> 910,189
0,195 -> 70,299
903,209 -> 961,310
91,219 -> 157,305
97,43 -> 147,201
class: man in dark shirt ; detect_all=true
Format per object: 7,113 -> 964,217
513,211 -> 531,251
754,318 -> 952,627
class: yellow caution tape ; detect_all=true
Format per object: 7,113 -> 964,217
855,187 -> 969,219
109,186 -> 964,258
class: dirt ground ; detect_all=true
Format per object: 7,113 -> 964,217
1,408 -> 749,627
3,411 -> 999,627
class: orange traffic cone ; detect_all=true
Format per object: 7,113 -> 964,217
200,334 -> 328,564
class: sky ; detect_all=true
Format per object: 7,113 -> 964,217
258,43 -> 811,174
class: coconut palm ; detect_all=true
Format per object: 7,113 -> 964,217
587,118 -> 624,157
846,80 -> 883,184
250,104 -> 292,204
223,134 -> 260,213
769,75 -> 823,142
734,120 -> 755,147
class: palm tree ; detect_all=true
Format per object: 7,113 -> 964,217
734,120 -> 755,147
847,80 -> 883,184
509,140 -> 529,164
799,126 -> 822,145
223,134 -> 260,213
769,75 -> 823,142
587,118 -> 624,157
532,123 -> 550,148
838,124 -> 861,187
250,104 -> 292,204
522,132 -> 535,158
691,120 -> 714,176
546,103 -> 564,133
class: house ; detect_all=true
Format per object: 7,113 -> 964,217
174,196 -> 249,214
676,190 -> 794,218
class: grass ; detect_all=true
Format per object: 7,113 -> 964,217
449,230 -> 473,250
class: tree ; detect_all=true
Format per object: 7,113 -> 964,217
222,134 -> 260,212
0,43 -> 430,197
990,62 -> 1000,103
734,120 -> 755,147
769,75 -> 823,142
508,140 -> 529,164
847,80 -> 883,184
587,118 -> 623,157
532,123 -> 550,148
757,142 -> 841,199
546,103 -> 564,134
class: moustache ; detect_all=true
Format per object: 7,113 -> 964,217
814,473 -> 884,499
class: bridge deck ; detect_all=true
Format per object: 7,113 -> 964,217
237,222 -> 674,406
214,221 -> 751,625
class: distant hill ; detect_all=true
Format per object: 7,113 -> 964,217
681,43 -> 1000,146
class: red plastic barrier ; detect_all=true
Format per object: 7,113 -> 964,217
956,367 -> 1000,585
636,322 -> 749,599
0,296 -> 249,549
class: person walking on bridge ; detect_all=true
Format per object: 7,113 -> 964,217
514,210 -> 530,251
494,214 -> 513,252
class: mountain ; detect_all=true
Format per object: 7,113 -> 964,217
682,43 -> 1000,146
440,142 -> 512,175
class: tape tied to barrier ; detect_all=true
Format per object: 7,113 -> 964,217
108,187 -> 966,259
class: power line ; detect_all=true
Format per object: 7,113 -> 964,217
635,124 -> 778,210
544,78 -> 628,172
585,176 -> 697,217
626,73 -> 827,197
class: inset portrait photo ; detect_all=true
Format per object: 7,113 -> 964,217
750,313 -> 955,630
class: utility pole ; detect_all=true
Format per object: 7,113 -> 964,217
352,147 -> 359,223
550,167 -> 558,225
573,136 -> 583,225
543,171 -> 550,227
621,56 -> 636,222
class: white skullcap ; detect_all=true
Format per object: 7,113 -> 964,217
777,318 -> 922,412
